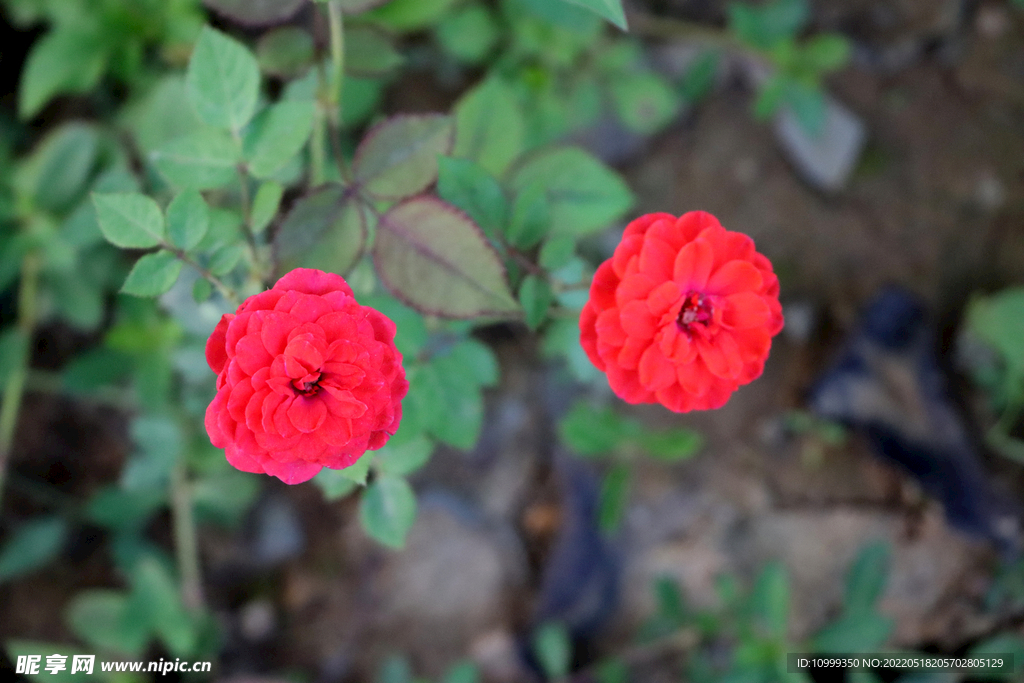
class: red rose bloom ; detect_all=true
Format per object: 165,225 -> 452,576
205,268 -> 408,484
580,211 -> 783,412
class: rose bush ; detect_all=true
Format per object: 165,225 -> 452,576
580,211 -> 783,412
205,268 -> 408,484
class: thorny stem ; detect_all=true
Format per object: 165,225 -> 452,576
0,251 -> 40,511
171,460 -> 204,612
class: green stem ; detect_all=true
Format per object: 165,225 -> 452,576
0,251 -> 40,510
629,12 -> 765,58
163,244 -> 241,306
171,460 -> 203,612
310,101 -> 327,188
325,0 -> 351,181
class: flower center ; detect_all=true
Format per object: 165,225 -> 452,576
292,371 -> 322,396
677,292 -> 713,331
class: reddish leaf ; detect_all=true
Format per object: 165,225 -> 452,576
373,197 -> 519,318
274,184 -> 367,276
352,114 -> 454,200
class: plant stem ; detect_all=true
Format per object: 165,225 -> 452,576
628,12 -> 758,56
171,460 -> 204,612
0,250 -> 40,511
325,0 -> 351,182
164,244 -> 241,306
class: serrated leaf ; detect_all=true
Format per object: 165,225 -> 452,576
208,244 -> 244,276
257,27 -> 315,78
251,180 -> 284,233
124,557 -> 197,657
533,622 -> 571,679
506,183 -> 551,250
0,517 -> 68,581
729,0 -> 809,50
93,193 -> 165,249
681,50 -> 720,103
353,115 -> 454,200
519,275 -> 553,330
186,26 -> 261,131
609,72 -> 683,135
121,251 -> 183,297
166,190 -> 210,251
408,360 -> 485,449
559,400 -> 628,456
274,184 -> 367,275
84,487 -> 165,531
511,147 -> 633,238
436,156 -> 508,239
563,0 -> 627,30
18,27 -> 107,119
374,434 -> 433,476
439,339 -> 499,387
244,100 -> 315,178
373,196 -> 519,318
453,78 -> 525,177
204,0 -> 306,27
359,475 -> 417,548
150,128 -> 241,190
346,26 -> 405,76
598,463 -> 630,533
844,541 -> 890,614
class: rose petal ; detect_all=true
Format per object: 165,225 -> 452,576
705,260 -> 763,296
288,396 -> 328,432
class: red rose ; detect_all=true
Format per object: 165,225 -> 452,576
205,268 -> 408,484
580,211 -> 783,412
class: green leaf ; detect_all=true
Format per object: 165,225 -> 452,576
360,474 -> 417,548
539,236 -> 575,270
274,184 -> 368,275
542,318 -> 602,382
559,400 -> 628,456
844,541 -> 890,614
251,180 -> 284,234
639,428 -> 703,461
353,115 -> 454,200
18,27 -> 108,119
533,622 -> 571,679
124,557 -> 197,657
122,416 -> 184,491
967,289 -> 1024,403
442,661 -> 480,683
186,26 -> 261,132
442,339 -> 500,387
244,100 -> 315,179
453,77 -> 526,177
750,561 -> 789,639
782,79 -> 827,137
14,123 -> 99,213
562,0 -> 627,30
728,0 -> 809,50
166,189 -> 209,251
681,50 -> 720,103
150,128 -> 242,190
65,590 -> 147,656
374,197 -> 519,318
192,471 -> 261,527
609,72 -> 683,135
93,192 -> 165,249
257,26 -> 315,78
506,183 -> 551,250
362,0 -> 461,32
377,655 -> 414,683
596,658 -> 630,683
812,611 -> 893,653
313,469 -> 360,500
968,634 -> 1024,681
598,463 -> 630,533
208,244 -> 245,276
374,434 -> 434,476
405,363 -> 482,450
0,517 -> 68,582
4,641 -> 94,683
62,348 -> 131,393
803,34 -> 851,73
519,275 -> 553,330
436,156 -> 508,239
434,5 -> 500,64
192,278 -> 213,302
84,487 -> 165,531
654,576 -> 687,625
121,251 -> 183,297
511,148 -> 634,238
345,26 -> 405,76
